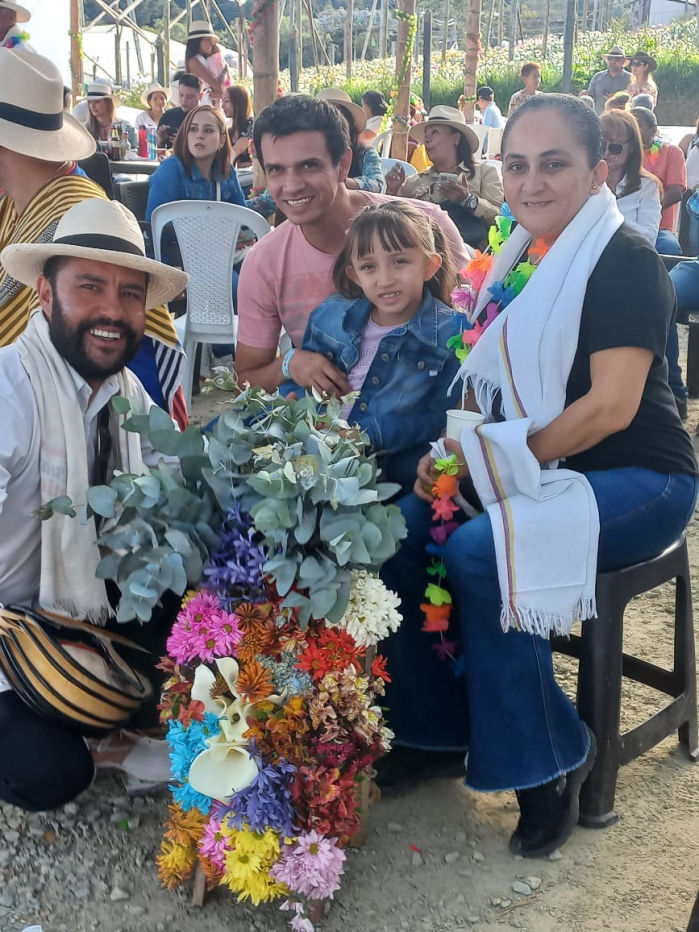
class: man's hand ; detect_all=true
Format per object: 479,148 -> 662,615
439,179 -> 471,203
288,349 -> 352,397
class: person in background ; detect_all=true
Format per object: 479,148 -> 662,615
317,88 -> 385,193
586,45 -> 631,114
157,73 -> 202,149
682,119 -> 699,256
632,106 -> 687,256
84,82 -> 136,155
627,51 -> 658,107
408,94 -> 431,171
184,20 -> 229,107
600,110 -> 661,246
360,90 -> 389,144
135,83 -> 169,132
476,85 -> 504,154
579,94 -> 595,110
222,84 -> 253,167
508,62 -> 542,116
604,91 -> 631,111
63,85 -> 72,112
632,93 -> 655,112
387,105 -> 503,249
0,0 -> 30,50
283,201 -> 463,493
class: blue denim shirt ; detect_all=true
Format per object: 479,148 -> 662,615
146,155 -> 245,221
283,291 -> 465,456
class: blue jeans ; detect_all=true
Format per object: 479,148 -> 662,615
380,467 -> 698,792
656,229 -> 684,256
671,258 -> 699,319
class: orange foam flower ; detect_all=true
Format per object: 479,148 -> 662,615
432,473 -> 458,498
420,602 -> 451,632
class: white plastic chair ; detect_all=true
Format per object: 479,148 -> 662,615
151,200 -> 270,408
380,157 -> 418,178
485,126 -> 504,160
371,131 -> 394,158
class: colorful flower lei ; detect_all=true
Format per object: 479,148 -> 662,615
645,136 -> 663,173
421,215 -> 551,661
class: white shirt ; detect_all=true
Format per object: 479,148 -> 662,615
614,175 -> 662,245
134,110 -> 158,131
0,344 -> 161,609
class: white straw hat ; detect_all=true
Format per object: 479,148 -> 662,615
188,19 -> 217,40
316,87 -> 367,133
140,83 -> 170,107
0,49 -> 96,160
0,1 -> 31,23
86,81 -> 122,108
409,104 -> 480,153
1,199 -> 189,309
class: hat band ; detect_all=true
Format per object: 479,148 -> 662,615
0,101 -> 63,131
189,29 -> 213,37
87,90 -> 112,99
427,116 -> 462,125
53,233 -> 145,258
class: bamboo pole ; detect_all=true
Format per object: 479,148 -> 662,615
462,0 -> 482,123
484,0 -> 496,60
289,0 -> 299,89
389,0 -> 416,161
252,0 -> 279,113
163,0 -> 170,89
542,0 -> 550,59
496,0 -> 503,45
441,0 -> 449,61
70,0 -> 83,104
422,9 -> 432,108
345,0 -> 354,78
379,0 -> 388,59
361,0 -> 379,59
562,0 -> 575,92
507,0 -> 516,60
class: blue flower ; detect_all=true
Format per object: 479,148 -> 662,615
203,506 -> 268,609
166,713 -> 221,783
226,750 -> 298,837
171,780 -> 213,815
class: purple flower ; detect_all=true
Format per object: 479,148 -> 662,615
225,748 -> 298,837
203,506 -> 268,609
271,831 -> 346,900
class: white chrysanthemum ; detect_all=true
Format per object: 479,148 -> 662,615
334,570 -> 402,648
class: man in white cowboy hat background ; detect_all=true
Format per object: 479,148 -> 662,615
0,0 -> 32,50
586,45 -> 631,114
0,49 -> 190,427
0,198 -> 188,810
234,94 -> 470,395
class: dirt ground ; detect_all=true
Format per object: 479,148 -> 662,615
2,369 -> 698,932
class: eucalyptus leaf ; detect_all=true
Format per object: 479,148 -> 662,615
111,396 -> 132,415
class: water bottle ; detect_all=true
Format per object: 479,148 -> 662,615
138,126 -> 148,158
147,125 -> 156,159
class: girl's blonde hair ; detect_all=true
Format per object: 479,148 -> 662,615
333,201 -> 457,305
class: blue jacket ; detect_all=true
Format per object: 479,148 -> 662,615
146,155 -> 245,221
284,291 -> 464,456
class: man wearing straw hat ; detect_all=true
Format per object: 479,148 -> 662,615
0,49 -> 189,426
586,45 -> 631,114
0,198 -> 188,809
0,0 -> 32,50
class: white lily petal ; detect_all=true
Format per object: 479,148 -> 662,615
215,657 -> 241,696
188,745 -> 259,802
219,705 -> 250,745
191,664 -> 227,717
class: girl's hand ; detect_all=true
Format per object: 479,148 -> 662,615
439,179 -> 471,203
414,451 -> 439,502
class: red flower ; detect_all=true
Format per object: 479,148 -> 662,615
420,603 -> 451,632
371,654 -> 391,683
297,628 -> 363,682
432,495 -> 460,521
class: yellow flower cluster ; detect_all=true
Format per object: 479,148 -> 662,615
220,824 -> 289,905
157,804 -> 207,889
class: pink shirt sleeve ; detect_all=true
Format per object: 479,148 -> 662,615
237,234 -> 285,349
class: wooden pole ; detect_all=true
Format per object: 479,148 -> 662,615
379,0 -> 388,58
345,0 -> 354,78
441,0 -> 449,61
462,0 -> 482,123
507,0 -> 516,60
562,0 -> 575,92
484,0 -> 496,59
289,0 -> 299,89
114,22 -> 122,85
70,0 -> 83,103
542,0 -> 550,58
237,16 -> 244,78
422,9 -> 432,108
496,0 -> 503,44
252,0 -> 279,114
361,0 -> 379,59
163,0 -> 170,88
389,0 -> 416,160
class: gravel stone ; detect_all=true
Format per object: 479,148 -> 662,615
526,875 -> 542,890
548,849 -> 563,861
444,851 -> 461,863
109,886 -> 130,901
512,880 -> 532,895
472,850 -> 485,862
387,822 -> 403,833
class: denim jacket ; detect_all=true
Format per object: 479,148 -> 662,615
284,291 -> 464,456
146,155 -> 245,221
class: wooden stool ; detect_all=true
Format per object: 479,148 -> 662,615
552,534 -> 698,828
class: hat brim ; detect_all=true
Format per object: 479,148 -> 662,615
320,96 -> 367,132
603,54 -> 630,65
630,53 -> 657,71
0,111 -> 96,161
0,1 -> 30,22
410,119 -> 480,153
1,242 -> 189,309
88,93 -> 122,108
188,29 -> 217,40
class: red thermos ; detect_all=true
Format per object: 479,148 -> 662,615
138,126 -> 148,158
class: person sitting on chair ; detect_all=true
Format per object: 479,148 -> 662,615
0,198 -> 188,810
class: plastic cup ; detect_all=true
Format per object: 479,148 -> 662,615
445,409 -> 485,441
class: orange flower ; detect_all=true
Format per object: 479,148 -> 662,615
236,658 -> 275,703
163,804 -> 207,847
235,619 -> 276,662
432,473 -> 458,498
529,237 -> 551,263
462,250 -> 493,291
236,602 -> 271,626
420,602 -> 451,632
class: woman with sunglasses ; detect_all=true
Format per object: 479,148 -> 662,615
600,110 -> 661,244
627,52 -> 658,108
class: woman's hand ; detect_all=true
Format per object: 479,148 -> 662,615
413,439 -> 470,502
385,163 -> 405,195
439,179 -> 471,203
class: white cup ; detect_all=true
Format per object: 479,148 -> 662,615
445,409 -> 485,441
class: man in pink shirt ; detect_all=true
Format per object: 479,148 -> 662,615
632,106 -> 687,256
235,94 -> 470,393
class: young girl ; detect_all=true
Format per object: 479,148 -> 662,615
283,201 -> 464,492
185,21 -> 230,107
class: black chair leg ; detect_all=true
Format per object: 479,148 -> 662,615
675,555 -> 699,759
576,578 -> 625,828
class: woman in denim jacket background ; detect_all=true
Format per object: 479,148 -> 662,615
282,202 -> 464,493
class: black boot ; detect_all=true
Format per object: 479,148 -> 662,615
509,727 -> 597,858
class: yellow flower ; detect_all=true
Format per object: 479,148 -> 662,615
156,839 -> 197,890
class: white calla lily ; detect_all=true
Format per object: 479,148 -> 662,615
188,743 -> 258,802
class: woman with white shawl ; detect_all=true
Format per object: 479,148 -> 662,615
379,95 -> 698,858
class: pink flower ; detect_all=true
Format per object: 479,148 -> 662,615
280,901 -> 315,932
271,831 -> 345,900
166,591 -> 241,664
198,816 -> 230,869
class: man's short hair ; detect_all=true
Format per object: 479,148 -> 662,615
477,86 -> 494,101
178,72 -> 202,91
42,255 -> 70,287
252,94 -> 350,171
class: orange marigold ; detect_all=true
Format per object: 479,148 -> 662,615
236,658 -> 275,703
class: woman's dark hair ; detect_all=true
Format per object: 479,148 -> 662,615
225,84 -> 253,138
600,109 -> 659,198
333,201 -> 457,306
334,104 -> 369,178
253,95 -> 350,170
361,90 -> 388,117
520,61 -> 541,79
455,132 -> 475,176
502,93 -> 603,168
173,104 -> 232,179
185,34 -> 218,65
86,96 -> 115,140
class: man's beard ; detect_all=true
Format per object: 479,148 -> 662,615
48,295 -> 142,383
